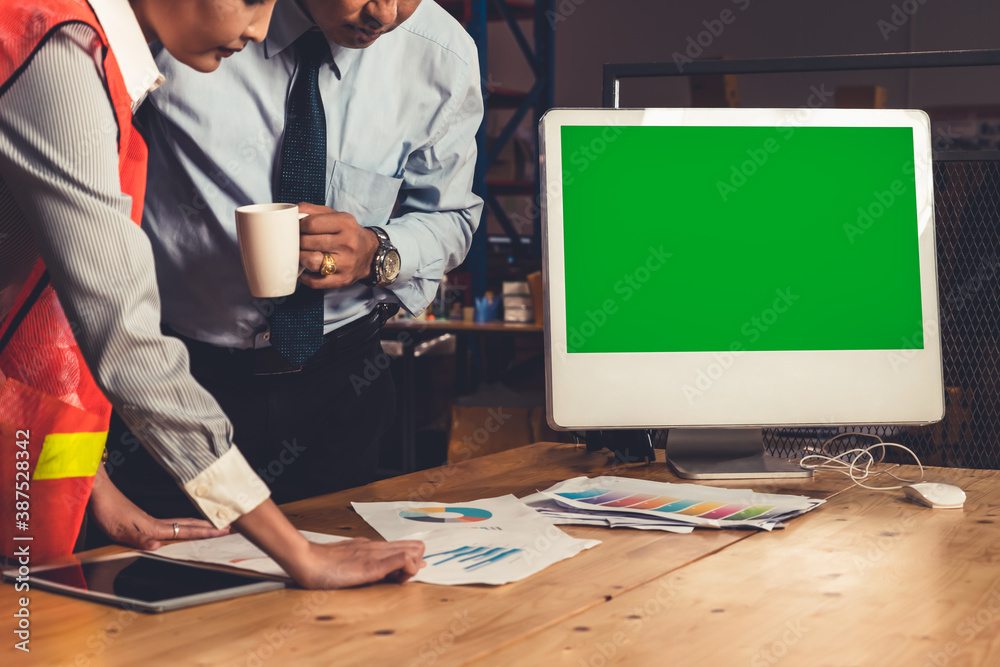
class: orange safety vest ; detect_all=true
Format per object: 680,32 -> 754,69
0,0 -> 148,562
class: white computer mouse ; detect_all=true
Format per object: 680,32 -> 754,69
903,482 -> 966,509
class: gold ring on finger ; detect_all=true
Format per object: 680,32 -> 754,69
320,253 -> 337,276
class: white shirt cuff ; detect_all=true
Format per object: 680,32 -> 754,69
182,447 -> 270,528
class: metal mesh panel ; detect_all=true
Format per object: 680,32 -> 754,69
762,158 -> 1000,468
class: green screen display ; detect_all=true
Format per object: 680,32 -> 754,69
560,125 -> 924,353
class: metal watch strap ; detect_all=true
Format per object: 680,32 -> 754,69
370,226 -> 396,286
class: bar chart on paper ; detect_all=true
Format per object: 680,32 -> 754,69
351,496 -> 600,585
408,530 -> 595,586
423,545 -> 523,571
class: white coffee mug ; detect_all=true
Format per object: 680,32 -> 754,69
235,203 -> 306,298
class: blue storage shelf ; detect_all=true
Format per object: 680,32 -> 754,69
441,0 -> 555,296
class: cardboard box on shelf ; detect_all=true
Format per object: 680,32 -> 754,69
689,72 -> 740,108
502,280 -> 533,323
835,85 -> 888,109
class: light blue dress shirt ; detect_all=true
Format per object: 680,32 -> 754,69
140,0 -> 483,349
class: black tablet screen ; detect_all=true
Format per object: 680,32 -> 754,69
34,555 -> 269,603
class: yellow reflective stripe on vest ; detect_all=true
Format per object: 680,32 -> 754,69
32,432 -> 108,480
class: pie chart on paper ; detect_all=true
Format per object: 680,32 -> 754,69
399,507 -> 493,523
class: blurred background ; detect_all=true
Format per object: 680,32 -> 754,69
378,0 -> 1000,476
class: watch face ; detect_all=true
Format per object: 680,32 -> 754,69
383,249 -> 401,282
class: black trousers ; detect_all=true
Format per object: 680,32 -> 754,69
103,309 -> 396,522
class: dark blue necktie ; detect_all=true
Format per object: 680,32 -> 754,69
269,30 -> 329,366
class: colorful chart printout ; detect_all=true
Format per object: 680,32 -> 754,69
399,507 -> 493,523
559,488 -> 777,521
353,494 -> 574,541
406,529 -> 599,585
539,476 -> 824,530
424,546 -> 522,571
353,496 -> 602,585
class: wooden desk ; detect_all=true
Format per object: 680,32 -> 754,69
381,319 -> 544,472
4,443 -> 998,666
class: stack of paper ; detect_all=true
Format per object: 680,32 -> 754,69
521,476 -> 824,532
352,495 -> 600,585
149,530 -> 347,578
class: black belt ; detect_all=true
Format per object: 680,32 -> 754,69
167,303 -> 399,376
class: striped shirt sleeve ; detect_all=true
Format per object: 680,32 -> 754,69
0,23 -> 268,527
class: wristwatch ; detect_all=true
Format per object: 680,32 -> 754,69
369,226 -> 400,287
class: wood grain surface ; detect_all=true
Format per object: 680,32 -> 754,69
5,444 -> 985,666
485,465 -> 1000,667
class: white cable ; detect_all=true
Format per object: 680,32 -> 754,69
795,432 -> 924,490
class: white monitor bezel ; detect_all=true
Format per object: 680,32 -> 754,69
540,107 -> 944,431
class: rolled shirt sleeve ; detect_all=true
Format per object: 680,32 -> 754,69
0,25 -> 268,527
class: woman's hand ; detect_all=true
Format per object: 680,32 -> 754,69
233,498 -> 425,589
288,537 -> 425,589
89,465 -> 229,550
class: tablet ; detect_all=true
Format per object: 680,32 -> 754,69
3,552 -> 285,612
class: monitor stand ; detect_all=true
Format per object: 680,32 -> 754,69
665,428 -> 813,480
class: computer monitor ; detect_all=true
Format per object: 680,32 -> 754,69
539,108 -> 944,479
